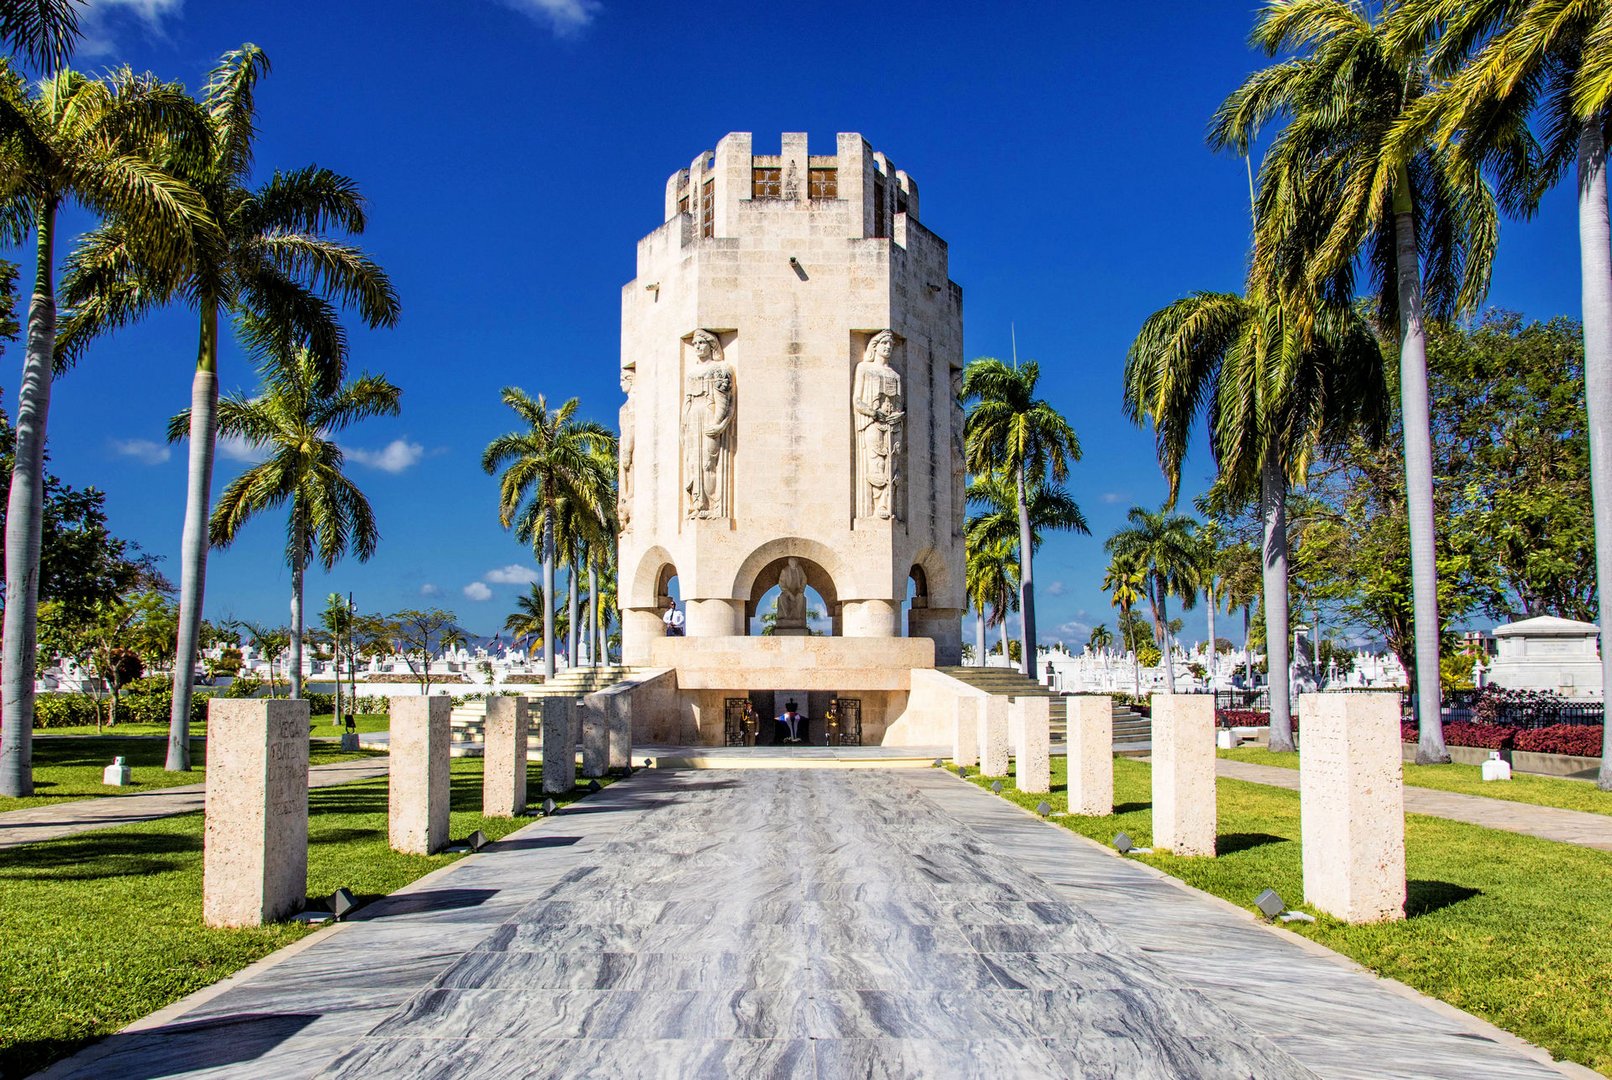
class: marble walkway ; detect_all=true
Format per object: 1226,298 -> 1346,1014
37,768 -> 1584,1080
1216,757 -> 1612,852
0,756 -> 390,851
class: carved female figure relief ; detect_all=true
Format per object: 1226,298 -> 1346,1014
618,368 -> 635,530
853,330 -> 904,520
951,365 -> 966,536
776,557 -> 808,627
682,329 -> 734,519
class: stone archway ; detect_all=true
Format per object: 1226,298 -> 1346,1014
622,546 -> 681,664
745,555 -> 840,636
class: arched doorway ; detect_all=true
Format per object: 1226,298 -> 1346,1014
742,555 -> 840,637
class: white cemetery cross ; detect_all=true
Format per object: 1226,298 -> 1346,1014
102,756 -> 132,786
1298,692 -> 1406,923
1481,751 -> 1512,782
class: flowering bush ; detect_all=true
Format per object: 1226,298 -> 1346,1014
1401,719 -> 1604,757
1216,709 -> 1269,728
1469,685 -> 1571,725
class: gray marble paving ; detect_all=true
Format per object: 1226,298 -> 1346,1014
38,768 -> 1582,1080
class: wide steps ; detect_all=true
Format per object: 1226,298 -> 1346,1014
939,666 -> 1152,750
448,667 -> 641,745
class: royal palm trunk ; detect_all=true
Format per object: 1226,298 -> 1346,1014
1015,463 -> 1035,677
1261,460 -> 1294,752
1576,121 -> 1612,790
1157,582 -> 1175,694
0,203 -> 58,798
1205,584 -> 1217,686
1393,170 -> 1448,764
975,606 -> 986,666
289,516 -> 305,700
541,519 -> 556,680
588,559 -> 600,668
567,560 -> 579,669
169,295 -> 221,771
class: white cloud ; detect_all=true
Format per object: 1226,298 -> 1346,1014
1100,491 -> 1127,505
218,434 -> 268,464
345,439 -> 424,474
497,0 -> 601,35
80,0 -> 183,56
420,583 -> 442,597
1056,620 -> 1093,639
485,564 -> 539,585
109,438 -> 169,465
1046,580 -> 1066,597
463,582 -> 493,602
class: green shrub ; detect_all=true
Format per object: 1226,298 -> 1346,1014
117,689 -> 210,726
33,695 -> 100,729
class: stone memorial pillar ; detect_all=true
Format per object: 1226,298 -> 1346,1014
483,696 -> 529,818
1151,694 -> 1215,856
978,695 -> 1009,776
1065,695 -> 1113,816
1299,692 -> 1406,923
607,692 -> 632,771
1011,696 -> 1051,794
581,699 -> 608,779
390,696 -> 450,855
542,697 -> 576,795
952,696 -> 980,768
204,699 -> 309,928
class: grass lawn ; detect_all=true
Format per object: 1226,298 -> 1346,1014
309,712 -> 391,734
959,757 -> 1612,1076
0,758 -> 599,1077
0,737 -> 383,813
30,712 -> 392,739
1219,745 -> 1612,817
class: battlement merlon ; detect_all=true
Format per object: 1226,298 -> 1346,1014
660,132 -> 920,242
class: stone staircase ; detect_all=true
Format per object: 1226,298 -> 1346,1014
937,665 -> 1152,753
448,666 -> 640,753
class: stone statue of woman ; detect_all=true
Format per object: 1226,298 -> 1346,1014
951,365 -> 966,535
682,330 -> 734,519
618,368 -> 635,530
853,330 -> 904,520
776,557 -> 808,628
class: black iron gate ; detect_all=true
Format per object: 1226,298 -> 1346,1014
828,697 -> 862,746
724,697 -> 749,746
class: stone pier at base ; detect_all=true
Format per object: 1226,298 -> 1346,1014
978,696 -> 1009,776
1010,697 -> 1051,794
390,696 -> 450,855
952,697 -> 979,768
581,699 -> 608,779
542,698 -> 576,795
203,699 -> 310,928
482,697 -> 529,818
606,693 -> 632,771
1151,694 -> 1216,856
1066,695 -> 1113,816
1299,692 -> 1406,923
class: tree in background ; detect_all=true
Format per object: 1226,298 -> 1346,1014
962,358 -> 1082,675
965,534 -> 1019,664
1088,624 -> 1113,650
383,608 -> 459,695
1102,550 -> 1149,696
0,67 -> 213,797
1105,507 -> 1201,694
172,330 -> 401,700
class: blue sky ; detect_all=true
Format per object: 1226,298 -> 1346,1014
12,0 -> 1585,643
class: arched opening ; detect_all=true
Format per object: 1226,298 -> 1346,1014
742,555 -> 839,637
655,563 -> 684,636
902,564 -> 929,637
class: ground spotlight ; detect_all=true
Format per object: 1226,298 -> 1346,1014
467,829 -> 489,852
956,765 -> 969,778
587,779 -> 602,793
541,797 -> 557,816
1254,888 -> 1285,919
1036,801 -> 1052,818
330,887 -> 358,921
1113,832 -> 1134,854
933,758 -> 945,768
990,781 -> 1003,794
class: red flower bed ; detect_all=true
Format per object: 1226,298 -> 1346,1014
1401,720 -> 1604,757
1216,709 -> 1269,728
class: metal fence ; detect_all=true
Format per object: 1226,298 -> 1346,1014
1213,688 -> 1604,728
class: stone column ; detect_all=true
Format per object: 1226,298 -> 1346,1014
1066,695 -> 1113,816
581,698 -> 608,779
952,696 -> 979,767
542,696 -> 575,795
1011,696 -> 1051,794
390,696 -> 450,855
203,699 -> 309,928
607,692 -> 632,770
1299,692 -> 1406,923
483,696 -> 529,818
977,694 -> 1009,776
1151,694 -> 1215,856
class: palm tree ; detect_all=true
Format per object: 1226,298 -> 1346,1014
962,357 -> 1082,675
1211,0 -> 1501,762
1106,507 -> 1202,695
1194,522 -> 1224,681
170,334 -> 401,701
1088,623 -> 1113,650
1102,550 -> 1148,697
61,45 -> 400,773
482,390 -> 613,680
1404,1 -> 1612,784
0,68 -> 213,798
0,0 -> 79,67
964,535 -> 1018,666
502,581 -> 569,656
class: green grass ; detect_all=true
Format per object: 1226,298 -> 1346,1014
309,712 -> 391,734
1219,745 -> 1612,817
0,737 -> 383,813
0,758 -> 600,1078
32,712 -> 392,738
957,757 -> 1612,1075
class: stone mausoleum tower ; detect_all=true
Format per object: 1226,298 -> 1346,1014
617,132 -> 966,745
